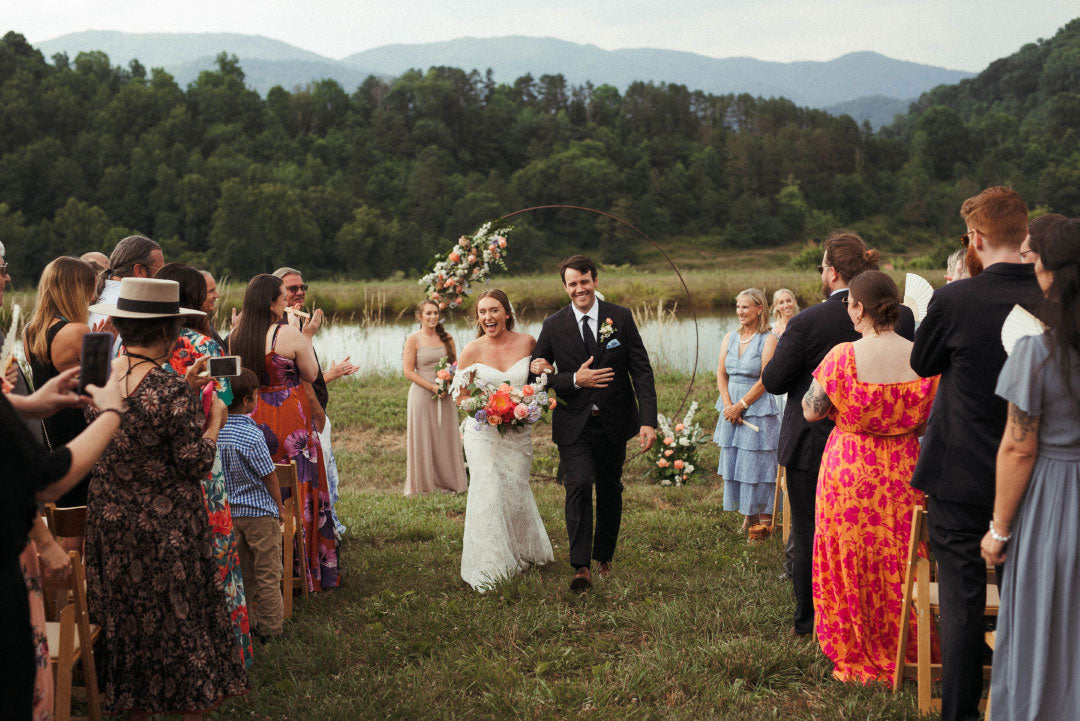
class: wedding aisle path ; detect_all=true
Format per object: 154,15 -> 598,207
208,376 -> 928,721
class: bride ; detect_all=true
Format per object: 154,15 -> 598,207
452,289 -> 554,591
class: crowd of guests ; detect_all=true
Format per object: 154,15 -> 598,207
712,186 -> 1074,721
2,237 -> 357,720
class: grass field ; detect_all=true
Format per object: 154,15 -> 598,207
201,373 -> 930,721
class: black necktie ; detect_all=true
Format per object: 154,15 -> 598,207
581,315 -> 599,358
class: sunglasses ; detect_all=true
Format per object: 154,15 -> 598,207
1019,249 -> 1034,260
285,283 -> 308,293
841,296 -> 858,307
959,229 -> 979,248
817,264 -> 829,274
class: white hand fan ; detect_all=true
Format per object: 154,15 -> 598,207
1000,305 -> 1046,356
902,273 -> 934,323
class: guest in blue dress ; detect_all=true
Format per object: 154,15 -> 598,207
715,288 -> 781,535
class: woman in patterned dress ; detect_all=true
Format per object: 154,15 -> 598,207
230,274 -> 340,591
84,278 -> 248,717
156,262 -> 251,668
802,270 -> 939,684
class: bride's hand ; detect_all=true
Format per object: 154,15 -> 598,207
529,358 -> 554,375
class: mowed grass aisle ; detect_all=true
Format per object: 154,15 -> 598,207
209,375 -> 927,721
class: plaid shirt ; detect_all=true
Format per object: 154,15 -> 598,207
218,414 -> 278,517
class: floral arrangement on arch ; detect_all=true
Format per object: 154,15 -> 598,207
653,401 -> 707,486
459,374 -> 555,434
419,222 -> 511,310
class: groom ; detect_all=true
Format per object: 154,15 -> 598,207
533,255 -> 657,591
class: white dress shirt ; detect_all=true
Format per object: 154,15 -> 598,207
571,299 -> 600,407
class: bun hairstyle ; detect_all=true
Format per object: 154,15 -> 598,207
823,230 -> 880,283
848,270 -> 901,332
416,299 -> 455,363
473,289 -> 516,338
1029,218 -> 1080,403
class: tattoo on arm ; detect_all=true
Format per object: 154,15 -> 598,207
802,381 -> 832,416
1008,403 -> 1039,442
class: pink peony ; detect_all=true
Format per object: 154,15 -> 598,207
657,459 -> 670,468
664,437 -> 675,445
487,413 -> 502,425
498,237 -> 507,248
675,423 -> 684,432
674,459 -> 685,470
522,385 -> 535,397
664,449 -> 674,457
436,369 -> 451,380
513,403 -> 530,420
439,302 -> 447,309
549,397 -> 557,410
449,252 -> 460,262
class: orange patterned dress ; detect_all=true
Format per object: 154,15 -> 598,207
811,343 -> 939,684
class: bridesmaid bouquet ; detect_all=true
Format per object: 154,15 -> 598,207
419,222 -> 511,310
653,401 -> 707,486
433,356 -> 456,398
459,374 -> 555,434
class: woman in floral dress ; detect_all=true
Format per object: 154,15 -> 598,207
157,262 -> 251,667
802,271 -> 939,684
230,274 -> 339,591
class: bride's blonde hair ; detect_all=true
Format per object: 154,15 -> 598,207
473,289 -> 516,337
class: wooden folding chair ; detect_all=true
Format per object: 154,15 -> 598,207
44,503 -> 87,553
43,549 -> 102,721
769,466 -> 790,543
275,461 -> 309,609
893,506 -> 999,714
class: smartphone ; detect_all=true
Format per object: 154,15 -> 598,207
79,332 -> 112,394
205,355 -> 242,378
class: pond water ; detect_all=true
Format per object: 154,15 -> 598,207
312,312 -> 743,378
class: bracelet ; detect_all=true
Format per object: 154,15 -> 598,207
739,399 -> 749,410
988,520 -> 1011,543
98,408 -> 123,422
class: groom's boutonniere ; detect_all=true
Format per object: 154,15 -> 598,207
598,317 -> 616,344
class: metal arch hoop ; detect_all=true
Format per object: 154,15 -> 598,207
494,203 -> 700,440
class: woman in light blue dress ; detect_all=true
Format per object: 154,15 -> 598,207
980,217 -> 1080,721
715,289 -> 781,534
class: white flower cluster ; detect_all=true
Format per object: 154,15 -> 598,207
419,222 -> 510,310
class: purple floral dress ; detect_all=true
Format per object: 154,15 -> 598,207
250,326 -> 339,590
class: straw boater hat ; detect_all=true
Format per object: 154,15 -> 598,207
88,277 -> 205,319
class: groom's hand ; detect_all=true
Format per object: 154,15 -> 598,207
575,356 -> 614,388
639,425 -> 656,451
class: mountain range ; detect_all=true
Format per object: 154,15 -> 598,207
34,31 -> 975,127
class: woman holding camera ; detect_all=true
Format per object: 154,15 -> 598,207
84,278 -> 248,718
156,262 -> 252,668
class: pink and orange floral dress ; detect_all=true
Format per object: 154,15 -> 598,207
811,342 -> 939,684
251,326 -> 339,590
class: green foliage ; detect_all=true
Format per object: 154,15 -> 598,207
1,19 -> 1079,287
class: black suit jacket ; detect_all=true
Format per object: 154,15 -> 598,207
909,262 -> 1042,507
532,300 -> 658,446
761,291 -> 915,472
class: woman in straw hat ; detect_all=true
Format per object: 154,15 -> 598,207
84,277 -> 248,718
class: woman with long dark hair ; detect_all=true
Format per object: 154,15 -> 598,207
155,262 -> 252,668
981,217 -> 1080,720
229,274 -> 339,591
402,299 -> 467,495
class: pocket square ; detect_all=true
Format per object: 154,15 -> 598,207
606,339 -> 621,349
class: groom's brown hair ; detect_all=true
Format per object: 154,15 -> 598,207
559,255 -> 597,282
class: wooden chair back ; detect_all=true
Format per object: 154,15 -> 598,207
44,504 -> 87,553
275,460 -> 309,608
42,549 -> 101,721
769,466 -> 790,542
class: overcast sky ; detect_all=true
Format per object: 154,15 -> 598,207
10,0 -> 1078,71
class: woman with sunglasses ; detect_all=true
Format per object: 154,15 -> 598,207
801,270 -> 940,684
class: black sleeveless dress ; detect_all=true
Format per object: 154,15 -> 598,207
28,317 -> 89,506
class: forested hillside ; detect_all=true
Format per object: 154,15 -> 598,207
1,19 -> 1077,282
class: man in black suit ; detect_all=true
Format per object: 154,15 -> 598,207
910,186 -> 1042,721
762,231 -> 915,636
532,255 -> 658,591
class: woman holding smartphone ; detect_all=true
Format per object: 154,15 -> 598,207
155,262 -> 252,668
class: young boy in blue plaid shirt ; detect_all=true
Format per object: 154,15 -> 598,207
219,368 -> 286,638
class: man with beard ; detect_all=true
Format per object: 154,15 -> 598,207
909,186 -> 1042,721
762,231 -> 915,637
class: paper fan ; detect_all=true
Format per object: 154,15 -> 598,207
902,273 -> 934,323
1001,305 -> 1046,356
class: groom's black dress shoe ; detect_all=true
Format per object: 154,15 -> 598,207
570,567 -> 592,592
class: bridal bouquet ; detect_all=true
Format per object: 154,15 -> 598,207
459,374 -> 555,434
653,401 -> 707,486
433,356 -> 456,398
419,222 -> 511,310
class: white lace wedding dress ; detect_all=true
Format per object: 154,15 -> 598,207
455,356 -> 554,591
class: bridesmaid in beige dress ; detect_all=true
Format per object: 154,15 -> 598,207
403,300 -> 468,496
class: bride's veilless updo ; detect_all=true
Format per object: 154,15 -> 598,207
848,270 -> 901,332
473,289 -> 516,337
